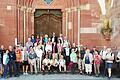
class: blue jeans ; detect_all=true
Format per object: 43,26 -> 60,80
9,60 -> 17,76
3,64 -> 9,78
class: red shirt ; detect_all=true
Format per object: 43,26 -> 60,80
94,54 -> 101,64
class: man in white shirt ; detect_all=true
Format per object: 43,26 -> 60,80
34,45 -> 43,72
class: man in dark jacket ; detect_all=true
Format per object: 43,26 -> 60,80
63,46 -> 71,68
8,46 -> 18,77
31,34 -> 36,44
90,47 -> 99,54
0,45 -> 5,65
80,46 -> 87,74
51,32 -> 58,44
0,45 -> 5,75
51,32 -> 58,54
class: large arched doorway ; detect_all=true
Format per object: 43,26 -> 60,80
34,9 -> 62,37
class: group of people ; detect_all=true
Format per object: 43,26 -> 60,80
0,32 -> 120,79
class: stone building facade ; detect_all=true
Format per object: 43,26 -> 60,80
0,0 -> 112,48
111,0 -> 120,49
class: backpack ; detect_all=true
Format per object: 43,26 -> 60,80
85,55 -> 90,64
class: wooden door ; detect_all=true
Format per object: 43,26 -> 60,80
34,10 -> 62,37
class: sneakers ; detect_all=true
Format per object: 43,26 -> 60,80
23,72 -> 26,75
95,74 -> 99,77
14,74 -> 19,77
23,72 -> 28,75
25,72 -> 28,75
108,77 -> 111,80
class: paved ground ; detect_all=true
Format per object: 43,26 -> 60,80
0,74 -> 120,80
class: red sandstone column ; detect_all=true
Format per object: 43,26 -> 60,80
31,9 -> 35,35
73,9 -> 78,44
71,9 -> 75,43
23,7 -> 26,45
17,0 -> 20,43
68,9 -> 73,44
26,8 -> 29,41
28,10 -> 31,38
77,8 -> 81,46
62,9 -> 66,37
64,9 -> 69,38
19,6 -> 24,44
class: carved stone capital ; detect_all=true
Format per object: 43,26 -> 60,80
26,7 -> 32,13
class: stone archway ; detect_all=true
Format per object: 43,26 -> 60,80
30,0 -> 80,44
16,0 -> 90,46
